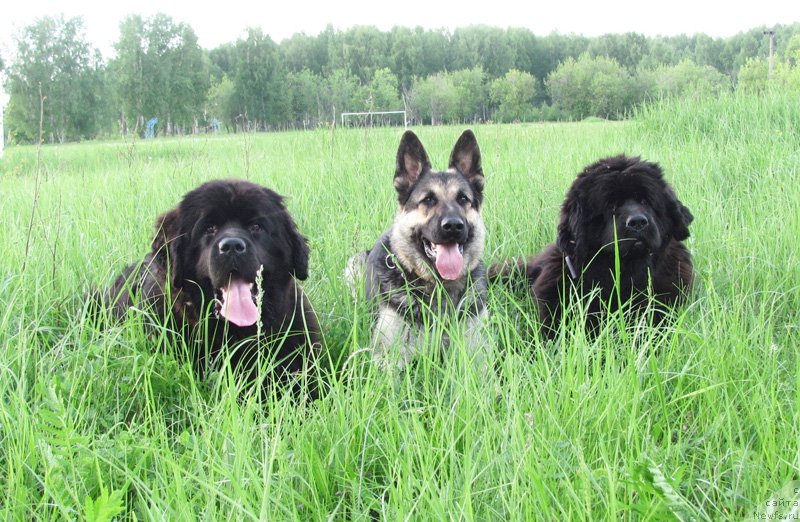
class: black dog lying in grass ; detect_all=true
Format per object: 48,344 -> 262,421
107,179 -> 320,392
491,155 -> 694,337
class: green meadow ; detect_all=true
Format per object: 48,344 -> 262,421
1,93 -> 799,520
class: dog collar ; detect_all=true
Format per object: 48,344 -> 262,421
565,255 -> 579,280
385,252 -> 415,285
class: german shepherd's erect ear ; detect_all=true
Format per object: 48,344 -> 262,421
449,129 -> 484,207
394,130 -> 432,205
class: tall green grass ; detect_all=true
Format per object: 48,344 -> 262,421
1,92 -> 798,519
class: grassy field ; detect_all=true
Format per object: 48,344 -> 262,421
1,93 -> 799,520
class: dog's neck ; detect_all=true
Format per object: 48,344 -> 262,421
565,250 -> 656,285
387,251 -> 459,288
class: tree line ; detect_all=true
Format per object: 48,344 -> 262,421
2,15 -> 799,143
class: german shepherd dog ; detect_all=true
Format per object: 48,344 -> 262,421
350,130 -> 488,369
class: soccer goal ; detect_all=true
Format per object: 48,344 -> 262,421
340,110 -> 407,128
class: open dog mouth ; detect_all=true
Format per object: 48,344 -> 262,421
213,276 -> 260,327
422,238 -> 465,280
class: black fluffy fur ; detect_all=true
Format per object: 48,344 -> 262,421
490,155 -> 694,337
107,179 -> 320,391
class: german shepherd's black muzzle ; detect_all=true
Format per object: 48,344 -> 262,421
419,208 -> 471,280
439,213 -> 467,242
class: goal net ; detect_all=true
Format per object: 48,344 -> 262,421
340,110 -> 407,128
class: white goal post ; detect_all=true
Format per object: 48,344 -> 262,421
340,110 -> 407,128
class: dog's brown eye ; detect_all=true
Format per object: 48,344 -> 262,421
204,225 -> 217,236
421,194 -> 436,206
249,223 -> 262,233
457,194 -> 470,206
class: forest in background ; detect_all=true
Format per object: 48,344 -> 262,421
2,16 -> 799,143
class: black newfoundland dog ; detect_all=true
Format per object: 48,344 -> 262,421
492,155 -> 694,336
108,179 -> 319,388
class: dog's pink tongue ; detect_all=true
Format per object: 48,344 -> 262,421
220,280 -> 259,327
434,243 -> 464,280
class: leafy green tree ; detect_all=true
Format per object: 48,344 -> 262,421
110,15 -> 147,133
489,69 -> 538,122
449,26 -> 515,78
325,68 -> 361,122
161,19 -> 208,133
8,20 -> 800,140
640,38 -> 679,69
652,59 -> 730,98
588,33 -> 650,70
230,28 -> 291,130
540,33 -> 592,74
451,67 -> 488,122
389,26 -> 426,89
507,27 -> 540,75
736,36 -> 800,94
362,68 -> 401,111
692,33 -> 724,70
328,26 -> 390,83
283,33 -> 320,74
589,72 -> 633,119
287,69 -> 324,127
784,34 -> 800,66
547,53 -> 637,120
418,30 -> 449,78
208,43 -> 237,81
110,14 -> 208,135
408,73 -> 458,125
205,74 -> 235,128
777,59 -> 800,90
282,29 -> 331,76
4,15 -> 105,143
737,57 -> 769,93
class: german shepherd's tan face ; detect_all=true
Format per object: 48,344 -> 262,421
389,130 -> 486,283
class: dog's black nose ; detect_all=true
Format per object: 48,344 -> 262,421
626,214 -> 649,231
441,216 -> 466,236
218,237 -> 247,255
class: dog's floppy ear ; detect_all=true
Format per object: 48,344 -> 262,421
556,195 -> 582,258
394,130 -> 431,204
665,186 -> 694,241
449,129 -> 485,205
285,218 -> 310,280
151,208 -> 184,287
262,187 -> 310,280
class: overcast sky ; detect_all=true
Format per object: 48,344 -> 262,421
1,0 -> 798,61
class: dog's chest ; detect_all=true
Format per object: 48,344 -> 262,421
379,265 -> 485,325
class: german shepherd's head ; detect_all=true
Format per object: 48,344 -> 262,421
389,130 -> 486,283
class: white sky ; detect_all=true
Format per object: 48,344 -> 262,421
1,0 -> 798,62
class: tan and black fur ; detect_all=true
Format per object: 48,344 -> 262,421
351,130 -> 489,369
